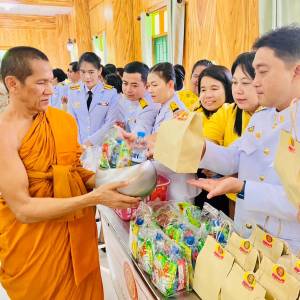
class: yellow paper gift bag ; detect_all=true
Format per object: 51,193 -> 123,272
249,224 -> 285,263
255,256 -> 300,300
193,236 -> 235,300
277,254 -> 300,282
226,232 -> 259,272
274,130 -> 300,208
274,99 -> 300,208
154,112 -> 204,173
220,263 -> 266,300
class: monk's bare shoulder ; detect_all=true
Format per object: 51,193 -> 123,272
0,112 -> 32,151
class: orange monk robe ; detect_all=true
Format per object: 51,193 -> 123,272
0,107 -> 103,299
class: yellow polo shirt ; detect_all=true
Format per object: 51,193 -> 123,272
177,89 -> 199,111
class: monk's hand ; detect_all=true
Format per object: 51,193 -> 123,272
187,177 -> 244,199
91,181 -> 141,209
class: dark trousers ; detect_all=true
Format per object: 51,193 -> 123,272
194,169 -> 230,216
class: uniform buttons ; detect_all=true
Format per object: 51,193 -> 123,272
263,148 -> 270,155
259,176 -> 265,182
279,115 -> 285,123
248,126 -> 255,133
255,132 -> 262,139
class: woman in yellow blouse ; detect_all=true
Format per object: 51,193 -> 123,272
195,65 -> 234,126
203,52 -> 259,217
177,59 -> 213,110
194,65 -> 234,214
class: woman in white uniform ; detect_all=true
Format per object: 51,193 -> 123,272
147,62 -> 201,202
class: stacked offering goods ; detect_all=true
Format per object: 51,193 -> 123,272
129,201 -> 234,297
99,127 -> 132,170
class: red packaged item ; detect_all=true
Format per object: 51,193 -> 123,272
115,175 -> 170,221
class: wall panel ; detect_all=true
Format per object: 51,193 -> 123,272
88,0 -> 259,76
0,14 -> 70,69
72,0 -> 92,54
0,0 -> 73,6
183,0 -> 259,88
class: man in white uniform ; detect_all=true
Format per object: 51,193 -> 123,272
189,26 -> 300,253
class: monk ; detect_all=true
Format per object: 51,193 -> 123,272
0,46 -> 140,299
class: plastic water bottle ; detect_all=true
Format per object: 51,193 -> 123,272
131,131 -> 147,164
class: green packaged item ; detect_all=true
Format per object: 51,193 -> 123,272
165,224 -> 182,242
116,141 -> 131,168
177,202 -> 202,228
152,252 -> 178,297
138,238 -> 154,275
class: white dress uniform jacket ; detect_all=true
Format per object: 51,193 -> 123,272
68,82 -> 119,145
117,92 -> 160,136
200,106 -> 300,253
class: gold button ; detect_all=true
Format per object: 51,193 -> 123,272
255,132 -> 262,139
279,115 -> 285,123
248,126 -> 255,133
259,176 -> 265,181
263,148 -> 270,155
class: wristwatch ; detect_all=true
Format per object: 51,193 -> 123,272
237,180 -> 246,199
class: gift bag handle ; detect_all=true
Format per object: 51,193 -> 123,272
263,216 -> 282,237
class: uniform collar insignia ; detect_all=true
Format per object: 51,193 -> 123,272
139,98 -> 148,109
170,101 -> 180,113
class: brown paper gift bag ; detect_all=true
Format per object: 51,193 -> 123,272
193,235 -> 235,300
226,232 -> 259,272
274,99 -> 300,208
220,263 -> 266,300
249,224 -> 285,262
154,112 -> 204,173
278,254 -> 300,282
256,256 -> 300,300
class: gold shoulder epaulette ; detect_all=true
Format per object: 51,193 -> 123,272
69,84 -> 81,91
104,84 -> 113,90
139,98 -> 148,109
170,101 -> 180,113
255,106 -> 267,113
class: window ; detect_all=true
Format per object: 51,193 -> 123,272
150,7 -> 168,64
259,0 -> 300,34
92,33 -> 107,64
0,50 -> 6,65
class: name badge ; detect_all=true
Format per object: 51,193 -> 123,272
98,102 -> 109,106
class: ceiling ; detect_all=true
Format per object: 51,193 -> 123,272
0,2 -> 72,16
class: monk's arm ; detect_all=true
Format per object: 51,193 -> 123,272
85,175 -> 95,190
0,140 -> 139,223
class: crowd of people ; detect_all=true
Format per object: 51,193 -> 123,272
0,25 -> 300,299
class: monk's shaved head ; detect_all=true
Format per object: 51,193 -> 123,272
1,46 -> 49,91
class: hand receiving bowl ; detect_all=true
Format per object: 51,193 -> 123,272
95,160 -> 157,197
